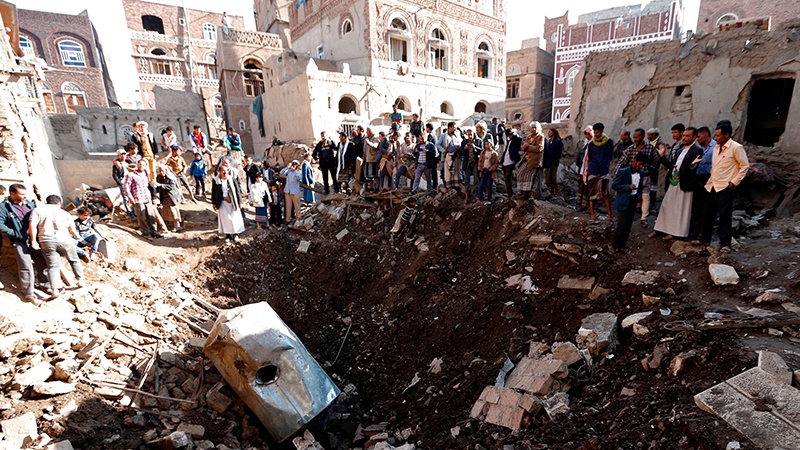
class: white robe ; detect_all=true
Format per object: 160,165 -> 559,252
654,147 -> 693,237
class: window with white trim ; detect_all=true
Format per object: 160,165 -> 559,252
428,28 -> 448,72
243,59 -> 264,97
477,41 -> 492,79
566,68 -> 578,96
203,23 -> 217,41
20,35 -> 35,58
341,18 -> 353,36
388,17 -> 410,63
62,82 -> 86,113
57,40 -> 86,67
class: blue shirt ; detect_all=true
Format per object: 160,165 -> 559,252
281,167 -> 302,195
696,139 -> 716,176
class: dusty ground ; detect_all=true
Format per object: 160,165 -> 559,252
1,186 -> 799,449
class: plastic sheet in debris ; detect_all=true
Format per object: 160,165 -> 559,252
204,302 -> 340,442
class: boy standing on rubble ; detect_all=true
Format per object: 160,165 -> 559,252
609,153 -> 648,254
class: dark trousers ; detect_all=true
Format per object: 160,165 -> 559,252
502,164 -> 515,196
478,169 -> 493,201
689,188 -> 705,239
320,164 -> 338,194
613,198 -> 638,250
194,175 -> 206,195
702,187 -> 734,247
268,203 -> 283,225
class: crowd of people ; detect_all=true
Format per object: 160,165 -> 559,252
0,111 -> 751,305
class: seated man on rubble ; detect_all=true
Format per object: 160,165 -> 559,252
390,197 -> 419,243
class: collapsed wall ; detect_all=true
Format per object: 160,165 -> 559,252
572,27 -> 800,154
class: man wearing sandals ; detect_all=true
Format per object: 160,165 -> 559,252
696,122 -> 749,253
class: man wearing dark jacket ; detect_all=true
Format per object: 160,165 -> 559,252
312,131 -> 338,194
112,150 -> 135,217
412,137 -> 437,195
338,132 -> 356,186
609,153 -> 647,254
0,184 -> 44,302
501,128 -> 522,196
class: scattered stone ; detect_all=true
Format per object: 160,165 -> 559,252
33,381 -> 75,396
177,423 -> 205,438
505,250 -> 516,262
528,341 -> 549,357
755,291 -> 791,305
297,240 -> 311,254
505,355 -> 568,396
551,342 -> 582,366
668,350 -> 698,377
708,264 -> 739,285
123,257 -> 144,271
187,337 -> 206,349
758,351 -> 793,385
620,387 -> 636,396
670,240 -> 705,256
557,275 -> 595,290
161,431 -> 191,449
46,440 -> 74,450
59,400 -> 78,415
695,367 -> 800,449
335,229 -> 349,241
633,324 -> 649,336
95,386 -> 124,399
642,344 -> 667,370
429,357 -> 444,374
505,274 -> 522,287
449,426 -> 460,438
470,385 -> 540,431
53,360 -> 79,382
528,234 -> 552,246
576,313 -> 619,355
206,390 -> 232,413
622,270 -> 660,286
554,243 -> 581,254
71,293 -> 96,313
622,311 -> 652,328
106,344 -> 136,359
15,361 -> 54,387
0,333 -> 44,358
642,294 -> 660,306
1,411 -> 38,448
541,392 -> 570,418
588,285 -> 611,300
726,442 -> 741,450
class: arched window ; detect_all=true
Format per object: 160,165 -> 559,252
20,35 -> 35,58
341,18 -> 353,36
513,111 -> 523,121
440,101 -> 453,115
338,96 -> 357,114
210,96 -> 224,119
62,82 -> 86,113
201,52 -> 217,80
388,17 -> 410,63
474,101 -> 487,113
243,59 -> 264,97
394,97 -> 409,111
57,40 -> 86,67
239,120 -> 246,131
203,23 -> 217,41
476,41 -> 492,79
566,67 -> 578,96
150,48 -> 171,75
119,125 -> 134,140
429,28 -> 449,72
142,15 -> 165,34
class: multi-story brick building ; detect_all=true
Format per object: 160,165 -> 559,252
18,8 -> 110,114
505,38 -> 554,126
121,0 -> 244,138
695,0 -> 800,34
255,0 -> 507,146
545,0 -> 684,123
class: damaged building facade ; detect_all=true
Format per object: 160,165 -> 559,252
256,0 -> 507,147
545,0 -> 686,123
504,38 -> 555,127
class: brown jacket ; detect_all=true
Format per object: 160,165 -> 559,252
479,149 -> 499,178
522,133 -> 544,169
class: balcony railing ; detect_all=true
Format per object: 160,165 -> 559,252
130,31 -> 218,49
220,29 -> 282,49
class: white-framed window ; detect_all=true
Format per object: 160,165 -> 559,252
210,96 -> 224,119
566,67 -> 578,96
243,59 -> 264,97
316,45 -> 324,59
388,17 -> 410,63
428,28 -> 449,72
178,18 -> 186,26
20,35 -> 35,58
341,18 -> 353,36
150,48 -> 171,75
440,101 -> 453,115
62,82 -> 86,113
239,120 -> 246,130
57,40 -> 86,67
476,41 -> 492,79
203,23 -> 217,41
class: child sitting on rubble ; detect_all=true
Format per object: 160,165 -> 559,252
390,197 -> 420,243
267,181 -> 284,228
74,206 -> 104,262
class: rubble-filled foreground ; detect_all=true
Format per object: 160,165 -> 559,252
1,192 -> 799,449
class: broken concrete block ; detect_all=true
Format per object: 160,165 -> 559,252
46,440 -> 74,450
670,240 -> 705,256
709,264 -> 739,285
33,381 -> 75,396
53,360 -> 79,382
758,351 -> 793,385
505,356 -> 568,396
695,367 -> 800,449
296,240 -> 311,254
554,243 -> 581,254
557,275 -> 595,290
551,342 -> 582,366
633,324 -> 649,336
668,350 -> 698,377
335,229 -> 349,241
541,392 -> 570,419
293,429 -> 325,450
162,431 -> 191,449
576,313 -> 619,355
755,291 -> 790,304
14,362 -> 54,387
642,344 -> 668,370
471,385 -> 540,431
1,411 -> 38,448
205,389 -> 232,413
642,294 -> 660,306
0,333 -> 44,359
622,311 -> 652,328
528,234 -> 552,246
96,238 -> 116,264
505,250 -> 516,262
588,285 -> 611,300
95,386 -> 124,399
528,341 -> 549,357
71,292 -> 96,313
106,344 -> 135,359
621,270 -> 660,286
123,257 -> 144,271
176,423 -> 205,438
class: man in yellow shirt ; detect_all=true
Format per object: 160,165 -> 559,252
697,122 -> 749,253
